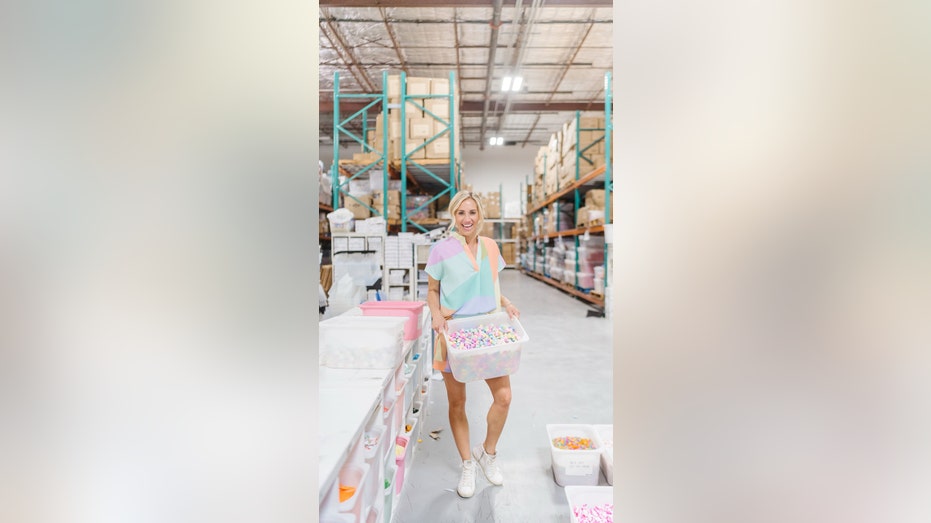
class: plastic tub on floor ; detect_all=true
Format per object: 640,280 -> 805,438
546,424 -> 602,486
565,486 -> 614,523
444,311 -> 529,382
359,300 -> 425,340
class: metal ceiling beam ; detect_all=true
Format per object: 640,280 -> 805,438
320,16 -> 612,25
320,61 -> 595,68
516,14 -> 599,148
319,22 -> 371,93
380,7 -> 410,75
320,0 -> 612,6
478,0 -> 505,151
320,100 -> 605,113
453,9 -> 463,101
321,9 -> 378,92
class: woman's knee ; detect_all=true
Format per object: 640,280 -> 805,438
448,395 -> 468,412
493,386 -> 512,408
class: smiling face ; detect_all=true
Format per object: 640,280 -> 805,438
454,197 -> 481,238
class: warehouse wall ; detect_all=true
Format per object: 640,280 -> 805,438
460,145 -> 536,216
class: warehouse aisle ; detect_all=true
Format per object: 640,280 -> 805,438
392,270 -> 613,523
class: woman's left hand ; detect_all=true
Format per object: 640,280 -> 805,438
504,301 -> 520,320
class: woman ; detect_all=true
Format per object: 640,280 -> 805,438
425,191 -> 521,498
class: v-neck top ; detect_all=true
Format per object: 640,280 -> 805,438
425,232 -> 506,317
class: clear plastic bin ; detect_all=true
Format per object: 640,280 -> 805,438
546,424 -> 602,486
444,312 -> 529,382
577,271 -> 595,290
565,486 -> 614,523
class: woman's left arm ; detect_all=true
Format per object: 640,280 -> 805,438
501,295 -> 520,319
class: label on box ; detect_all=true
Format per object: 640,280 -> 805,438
564,458 -> 595,476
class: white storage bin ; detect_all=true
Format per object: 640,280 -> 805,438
549,266 -> 564,281
593,265 -> 605,280
593,424 -> 613,485
337,461 -> 370,520
547,424 -> 602,486
565,486 -> 614,523
444,311 -> 529,382
320,316 -> 406,369
594,277 -> 605,295
562,268 -> 576,284
577,271 -> 595,290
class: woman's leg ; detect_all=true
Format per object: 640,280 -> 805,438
442,371 -> 471,461
482,375 -> 512,454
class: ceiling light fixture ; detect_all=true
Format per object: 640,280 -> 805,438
489,136 -> 504,146
501,76 -> 512,92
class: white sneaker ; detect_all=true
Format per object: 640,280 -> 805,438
472,445 -> 504,486
457,459 -> 476,498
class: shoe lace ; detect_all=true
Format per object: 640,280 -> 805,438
484,452 -> 500,475
460,462 -> 475,484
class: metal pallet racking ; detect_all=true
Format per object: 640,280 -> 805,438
521,72 -> 613,308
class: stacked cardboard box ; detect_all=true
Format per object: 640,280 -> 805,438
480,192 -> 501,219
371,189 -> 401,220
368,75 -> 461,163
501,243 -> 517,265
560,114 -> 608,179
343,193 -> 372,220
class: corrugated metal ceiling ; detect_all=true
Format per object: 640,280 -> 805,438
320,1 -> 613,149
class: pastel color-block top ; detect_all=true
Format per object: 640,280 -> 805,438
425,232 -> 506,318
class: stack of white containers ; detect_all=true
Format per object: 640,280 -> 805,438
319,302 -> 433,523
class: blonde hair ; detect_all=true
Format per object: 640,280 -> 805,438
448,190 -> 486,235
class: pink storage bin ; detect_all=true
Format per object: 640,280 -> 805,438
360,301 -> 426,340
394,435 -> 410,494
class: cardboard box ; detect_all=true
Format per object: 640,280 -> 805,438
426,136 -> 450,158
407,77 -> 431,96
480,222 -> 495,238
430,78 -> 449,95
387,75 -> 401,101
344,194 -> 372,220
405,138 -> 426,159
408,117 -> 433,139
371,203 -> 401,220
425,98 -> 450,120
351,152 -> 379,164
388,110 -> 401,137
372,189 -> 401,205
403,101 -> 423,119
585,189 -> 605,209
501,243 -> 517,265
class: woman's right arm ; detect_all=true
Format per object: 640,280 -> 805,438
427,275 -> 447,334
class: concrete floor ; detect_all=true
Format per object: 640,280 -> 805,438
392,270 -> 613,523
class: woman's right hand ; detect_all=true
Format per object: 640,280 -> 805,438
432,314 -> 447,334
